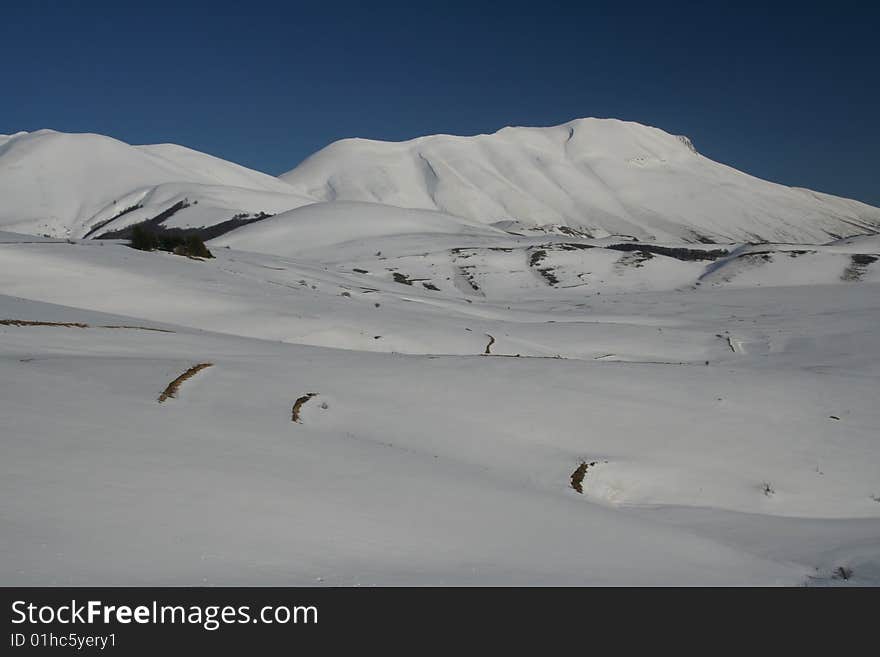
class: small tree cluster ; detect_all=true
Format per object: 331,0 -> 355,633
131,224 -> 159,251
182,234 -> 213,258
129,224 -> 213,259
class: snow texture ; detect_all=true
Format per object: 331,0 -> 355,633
1,120 -> 879,585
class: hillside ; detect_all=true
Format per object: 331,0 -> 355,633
4,121 -> 880,245
0,130 -> 313,238
281,118 -> 880,244
2,222 -> 879,584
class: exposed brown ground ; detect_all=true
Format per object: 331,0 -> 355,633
570,461 -> 600,494
1,319 -> 88,328
292,393 -> 318,423
570,462 -> 588,493
158,363 -> 213,403
2,319 -> 173,332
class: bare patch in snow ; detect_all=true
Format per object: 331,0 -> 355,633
158,363 -> 213,403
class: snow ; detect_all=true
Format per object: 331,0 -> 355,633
213,201 -> 507,256
0,130 -> 313,238
281,118 -> 880,244
4,120 -> 880,246
1,119 -> 879,585
2,227 -> 879,585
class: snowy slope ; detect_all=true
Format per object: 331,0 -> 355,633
280,118 -> 880,244
3,120 -> 880,586
0,296 -> 810,586
0,130 -> 313,238
213,202 -> 880,298
2,232 -> 879,585
213,200 -> 507,256
4,120 -> 879,245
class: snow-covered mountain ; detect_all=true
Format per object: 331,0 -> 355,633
0,129 -> 314,238
3,119 -> 880,585
3,120 -> 880,245
280,118 -> 880,244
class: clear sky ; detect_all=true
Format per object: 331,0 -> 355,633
3,0 -> 878,205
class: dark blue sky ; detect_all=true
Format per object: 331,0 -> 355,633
3,1 -> 878,205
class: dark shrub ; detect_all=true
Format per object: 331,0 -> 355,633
130,224 -> 159,251
128,224 -> 212,259
157,234 -> 185,252
184,234 -> 213,259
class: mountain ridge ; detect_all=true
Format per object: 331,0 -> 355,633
2,119 -> 879,243
280,117 -> 880,244
0,129 -> 312,238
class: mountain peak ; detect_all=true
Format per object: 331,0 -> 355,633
280,119 -> 878,244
